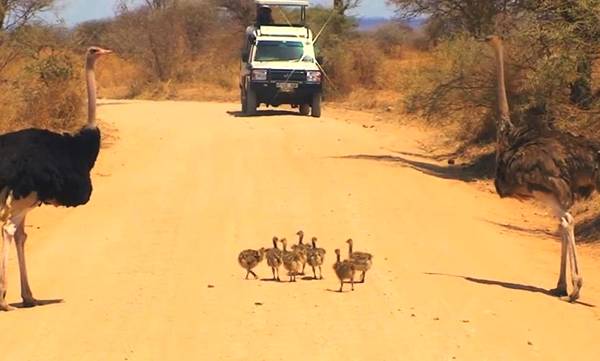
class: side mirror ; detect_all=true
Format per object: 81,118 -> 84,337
241,52 -> 249,62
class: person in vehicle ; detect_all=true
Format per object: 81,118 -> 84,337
257,5 -> 274,25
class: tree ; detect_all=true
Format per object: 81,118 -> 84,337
333,0 -> 361,15
215,0 -> 254,25
387,0 -> 530,36
0,0 -> 53,31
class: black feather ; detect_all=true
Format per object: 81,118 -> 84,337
496,127 -> 600,210
0,127 -> 101,207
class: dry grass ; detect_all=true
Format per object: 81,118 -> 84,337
0,47 -> 85,134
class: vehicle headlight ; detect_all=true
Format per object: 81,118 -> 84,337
306,71 -> 322,83
252,69 -> 267,81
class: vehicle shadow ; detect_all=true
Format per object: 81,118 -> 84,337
424,272 -> 596,307
227,109 -> 301,118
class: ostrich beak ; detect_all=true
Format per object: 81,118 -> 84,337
99,49 -> 114,56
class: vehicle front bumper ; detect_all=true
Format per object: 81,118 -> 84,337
250,81 -> 322,106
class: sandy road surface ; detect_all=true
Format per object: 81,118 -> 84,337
1,100 -> 599,361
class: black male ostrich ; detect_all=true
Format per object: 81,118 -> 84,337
0,47 -> 112,311
487,36 -> 600,302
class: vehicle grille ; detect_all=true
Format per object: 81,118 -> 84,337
270,70 -> 306,82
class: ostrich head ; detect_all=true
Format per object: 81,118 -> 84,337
86,47 -> 113,63
484,35 -> 503,47
346,238 -> 353,245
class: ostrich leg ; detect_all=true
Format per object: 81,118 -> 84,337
0,220 -> 15,311
550,217 -> 569,297
15,216 -> 37,307
564,213 -> 583,302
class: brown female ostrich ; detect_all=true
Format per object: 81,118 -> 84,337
487,36 -> 600,302
0,47 -> 112,311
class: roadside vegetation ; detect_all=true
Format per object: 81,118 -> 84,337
5,1 -> 597,146
1,1 -> 600,229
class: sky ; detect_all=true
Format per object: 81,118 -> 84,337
58,0 -> 395,26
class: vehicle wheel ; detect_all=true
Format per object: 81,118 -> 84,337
245,88 -> 257,115
311,93 -> 322,118
241,88 -> 247,113
299,104 -> 310,116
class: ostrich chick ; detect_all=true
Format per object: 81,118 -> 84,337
281,238 -> 302,282
306,237 -> 326,280
333,249 -> 355,292
266,236 -> 283,281
238,248 -> 266,280
292,230 -> 310,275
346,239 -> 373,283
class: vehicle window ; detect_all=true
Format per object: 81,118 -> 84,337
254,41 -> 304,62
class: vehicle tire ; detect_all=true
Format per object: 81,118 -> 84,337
299,104 -> 310,116
241,88 -> 247,114
311,93 -> 322,118
245,87 -> 257,115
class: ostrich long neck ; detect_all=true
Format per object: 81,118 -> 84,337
86,57 -> 97,128
492,41 -> 514,154
348,242 -> 353,257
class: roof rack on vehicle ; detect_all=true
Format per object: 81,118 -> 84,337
256,25 -> 312,39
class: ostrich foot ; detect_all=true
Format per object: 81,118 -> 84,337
22,297 -> 40,308
568,276 -> 583,302
0,302 -> 15,311
549,286 -> 568,297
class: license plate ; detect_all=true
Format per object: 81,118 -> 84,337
276,82 -> 298,92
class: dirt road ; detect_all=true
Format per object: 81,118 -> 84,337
1,100 -> 599,360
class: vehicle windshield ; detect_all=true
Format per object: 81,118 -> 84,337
255,41 -> 304,62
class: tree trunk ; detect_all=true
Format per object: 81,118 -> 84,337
333,0 -> 345,14
0,1 -> 7,30
569,56 -> 593,109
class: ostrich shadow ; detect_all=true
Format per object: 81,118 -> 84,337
325,288 -> 353,293
9,298 -> 64,309
574,215 -> 600,243
424,272 -> 596,308
483,220 -> 558,239
336,151 -> 495,183
227,109 -> 302,118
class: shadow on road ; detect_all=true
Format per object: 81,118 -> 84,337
424,272 -> 596,308
98,102 -> 134,107
483,220 -> 558,239
10,298 -> 64,309
337,151 -> 495,183
227,109 -> 301,118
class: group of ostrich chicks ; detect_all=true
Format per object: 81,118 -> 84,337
238,231 -> 373,292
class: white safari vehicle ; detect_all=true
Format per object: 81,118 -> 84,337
240,0 -> 323,117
